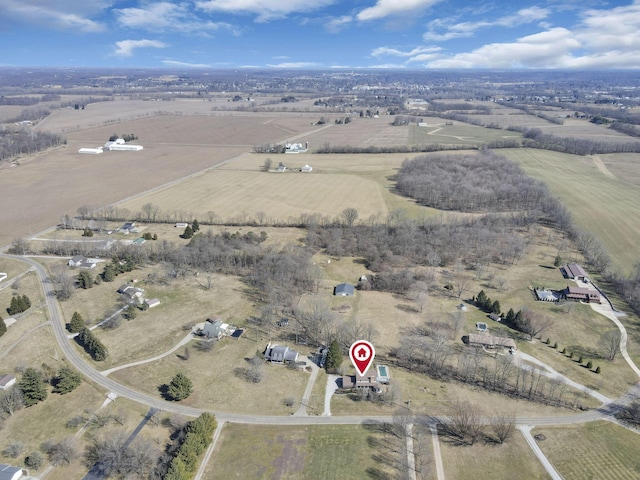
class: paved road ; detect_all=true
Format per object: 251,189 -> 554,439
6,252 -> 640,480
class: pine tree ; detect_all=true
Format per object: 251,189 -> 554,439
53,366 -> 82,394
491,300 -> 501,315
77,270 -> 93,289
164,459 -> 188,480
68,312 -> 85,333
102,263 -> 116,282
18,368 -> 48,407
325,339 -> 343,372
476,290 -> 488,309
168,373 -> 193,401
191,219 -> 200,232
181,226 -> 194,239
21,295 -> 31,309
0,315 -> 6,337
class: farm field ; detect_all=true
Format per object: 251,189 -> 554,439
501,148 -> 640,275
533,421 -> 640,480
203,424 -> 398,480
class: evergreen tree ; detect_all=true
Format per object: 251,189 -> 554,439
164,459 -> 188,480
325,340 -> 343,372
181,226 -> 194,239
191,219 -> 200,232
491,300 -> 501,315
77,328 -> 108,361
68,312 -> 85,333
102,263 -> 116,282
167,373 -> 193,401
505,308 -> 516,324
21,295 -> 31,309
0,315 -> 6,337
18,368 -> 48,407
77,270 -> 93,289
53,366 -> 82,394
476,290 -> 488,309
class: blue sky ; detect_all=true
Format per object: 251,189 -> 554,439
1,0 -> 640,69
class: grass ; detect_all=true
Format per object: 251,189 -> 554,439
501,148 -> 640,275
109,334 -> 310,415
436,425 -> 550,480
409,122 -> 520,145
533,421 -> 640,480
203,424 -> 396,480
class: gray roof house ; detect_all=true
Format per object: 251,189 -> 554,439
264,343 -> 299,364
200,318 -> 228,340
68,255 -> 96,269
0,464 -> 25,480
334,283 -> 355,296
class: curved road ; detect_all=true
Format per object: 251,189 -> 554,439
4,252 -> 637,428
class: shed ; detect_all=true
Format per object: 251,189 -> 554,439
334,283 -> 355,296
562,263 -> 589,282
0,374 -> 16,390
144,298 -> 161,309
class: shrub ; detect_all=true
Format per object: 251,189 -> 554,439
595,366 -> 601,374
24,451 -> 44,470
586,360 -> 593,369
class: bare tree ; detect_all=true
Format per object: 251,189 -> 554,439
85,431 -> 157,478
0,387 -> 24,417
50,263 -> 75,301
408,283 -> 429,313
599,330 -> 621,361
141,202 -> 160,222
442,400 -> 485,445
340,207 -> 359,227
489,413 -> 516,444
42,436 -> 77,466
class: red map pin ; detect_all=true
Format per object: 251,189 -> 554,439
349,340 -> 375,376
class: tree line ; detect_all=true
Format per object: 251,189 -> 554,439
0,128 -> 65,163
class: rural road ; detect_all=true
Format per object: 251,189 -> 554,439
4,252 -> 640,480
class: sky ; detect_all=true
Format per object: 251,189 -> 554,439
2,0 -> 640,69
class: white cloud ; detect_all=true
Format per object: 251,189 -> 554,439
324,15 -> 353,33
195,0 -> 336,22
371,46 -> 440,58
423,6 -> 550,41
115,2 -> 236,34
423,2 -> 640,69
426,28 -> 581,68
357,0 -> 441,22
162,60 -> 212,67
113,39 -> 168,57
266,61 -> 323,68
0,0 -> 108,32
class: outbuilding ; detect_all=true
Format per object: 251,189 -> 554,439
334,283 -> 355,296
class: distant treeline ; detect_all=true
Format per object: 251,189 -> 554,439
0,129 -> 65,162
0,94 -> 60,106
516,127 -> 640,155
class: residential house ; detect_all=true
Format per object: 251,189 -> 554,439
341,371 -> 381,392
264,343 -> 299,364
562,286 -> 601,303
0,464 -> 25,480
334,283 -> 355,296
68,255 -> 96,269
0,374 -> 16,390
199,318 -> 229,340
117,284 -> 144,302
